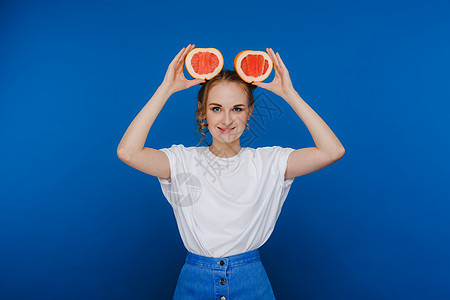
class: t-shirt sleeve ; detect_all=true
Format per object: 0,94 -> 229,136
157,144 -> 200,207
273,146 -> 296,188
156,144 -> 180,185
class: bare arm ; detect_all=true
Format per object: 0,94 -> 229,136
116,85 -> 174,179
282,89 -> 345,179
284,89 -> 345,159
117,85 -> 171,157
117,44 -> 205,178
253,48 -> 345,179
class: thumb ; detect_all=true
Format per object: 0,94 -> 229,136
252,81 -> 269,90
189,79 -> 206,87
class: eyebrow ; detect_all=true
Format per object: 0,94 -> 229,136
208,103 -> 246,107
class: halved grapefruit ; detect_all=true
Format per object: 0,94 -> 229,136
185,48 -> 224,80
234,50 -> 273,83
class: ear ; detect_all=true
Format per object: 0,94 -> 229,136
198,102 -> 201,110
248,106 -> 253,119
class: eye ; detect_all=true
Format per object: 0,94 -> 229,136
211,107 -> 244,112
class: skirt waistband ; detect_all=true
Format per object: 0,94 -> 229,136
185,249 -> 260,269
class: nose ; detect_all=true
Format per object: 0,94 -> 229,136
221,111 -> 233,126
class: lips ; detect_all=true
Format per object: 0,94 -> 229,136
218,127 -> 235,133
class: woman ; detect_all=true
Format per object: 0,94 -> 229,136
117,44 -> 345,299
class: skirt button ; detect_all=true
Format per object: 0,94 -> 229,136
220,260 -> 225,266
220,278 -> 226,285
220,296 -> 226,300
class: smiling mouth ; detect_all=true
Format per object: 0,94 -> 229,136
218,127 -> 235,133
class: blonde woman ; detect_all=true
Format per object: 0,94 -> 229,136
117,44 -> 345,299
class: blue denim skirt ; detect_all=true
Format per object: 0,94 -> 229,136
173,248 -> 276,300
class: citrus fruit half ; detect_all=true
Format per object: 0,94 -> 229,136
185,48 -> 224,80
234,50 -> 273,83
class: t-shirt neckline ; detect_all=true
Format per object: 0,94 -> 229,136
206,146 -> 244,161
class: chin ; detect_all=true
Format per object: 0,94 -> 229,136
215,131 -> 243,142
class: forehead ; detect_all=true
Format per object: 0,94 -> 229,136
207,82 -> 248,106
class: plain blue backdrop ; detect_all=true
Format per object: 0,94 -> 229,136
1,0 -> 449,299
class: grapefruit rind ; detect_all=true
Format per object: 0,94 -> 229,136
234,50 -> 273,83
185,48 -> 224,80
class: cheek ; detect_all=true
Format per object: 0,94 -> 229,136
205,113 -> 214,121
206,112 -> 247,126
205,115 -> 218,125
238,115 -> 248,126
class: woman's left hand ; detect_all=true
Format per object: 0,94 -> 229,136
251,48 -> 296,100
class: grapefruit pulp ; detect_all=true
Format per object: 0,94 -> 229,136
234,50 -> 273,83
185,48 -> 224,80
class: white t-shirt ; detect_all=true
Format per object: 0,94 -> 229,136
157,144 -> 295,258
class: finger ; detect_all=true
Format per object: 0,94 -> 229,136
175,45 -> 188,66
170,46 -> 187,66
188,78 -> 206,88
267,48 -> 279,67
177,44 -> 194,68
252,81 -> 271,91
172,44 -> 189,68
273,49 -> 283,69
272,50 -> 283,73
267,48 -> 281,73
276,51 -> 288,71
272,51 -> 287,77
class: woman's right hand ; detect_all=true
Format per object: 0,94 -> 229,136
159,44 -> 206,95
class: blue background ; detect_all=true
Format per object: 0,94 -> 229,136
1,0 -> 449,299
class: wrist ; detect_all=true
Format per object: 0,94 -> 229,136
283,88 -> 299,102
156,83 -> 174,98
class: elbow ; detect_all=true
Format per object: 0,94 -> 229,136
117,147 -> 131,162
332,147 -> 345,161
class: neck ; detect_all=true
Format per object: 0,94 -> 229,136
209,141 -> 241,158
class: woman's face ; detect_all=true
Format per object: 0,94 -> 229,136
201,81 -> 252,145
